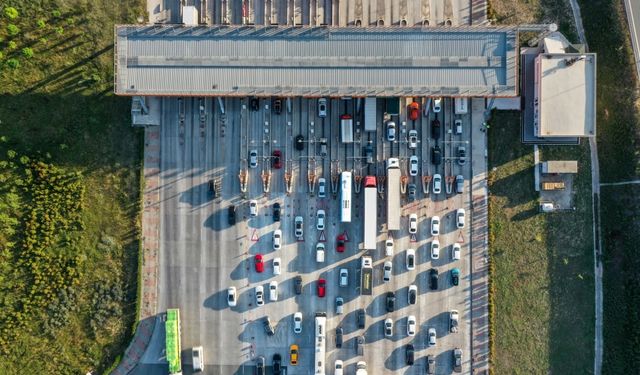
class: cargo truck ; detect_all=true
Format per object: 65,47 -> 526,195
386,158 -> 401,231
364,98 -> 377,132
360,257 -> 373,295
340,114 -> 354,143
363,176 -> 377,250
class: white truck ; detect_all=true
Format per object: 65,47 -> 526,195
192,346 -> 204,372
386,158 -> 401,231
364,97 -> 377,132
363,176 -> 377,250
340,114 -> 354,143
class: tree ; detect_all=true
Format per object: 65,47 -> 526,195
4,7 -> 18,19
7,24 -> 19,36
22,48 -> 33,58
6,59 -> 19,69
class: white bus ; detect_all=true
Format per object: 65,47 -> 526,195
315,313 -> 327,375
340,172 -> 352,223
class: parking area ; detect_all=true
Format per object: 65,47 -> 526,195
147,96 -> 474,374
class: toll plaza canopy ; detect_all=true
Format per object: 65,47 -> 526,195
114,25 -> 519,97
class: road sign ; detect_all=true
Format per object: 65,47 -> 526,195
458,231 -> 465,243
410,234 -> 417,243
251,230 -> 259,242
319,230 -> 326,242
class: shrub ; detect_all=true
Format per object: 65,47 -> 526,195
7,24 -> 19,35
66,17 -> 74,25
36,19 -> 46,29
22,48 -> 33,58
4,7 -> 18,19
55,26 -> 64,35
8,41 -> 16,50
52,9 -> 61,17
6,59 -> 19,69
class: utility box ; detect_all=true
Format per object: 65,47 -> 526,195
385,97 -> 400,116
541,181 -> 565,190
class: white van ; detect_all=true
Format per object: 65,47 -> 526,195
316,243 -> 325,263
454,98 -> 468,114
192,346 -> 204,372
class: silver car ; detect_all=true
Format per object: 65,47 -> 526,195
294,216 -> 304,238
249,150 -> 258,168
383,261 -> 393,282
339,268 -> 349,287
387,121 -> 396,141
408,130 -> 418,149
318,98 -> 327,118
335,297 -> 344,314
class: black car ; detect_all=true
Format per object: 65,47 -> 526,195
208,179 -> 215,197
406,344 -> 415,365
256,355 -> 265,375
431,146 -> 442,165
294,275 -> 303,294
386,292 -> 396,312
357,308 -> 366,329
335,327 -> 343,348
228,205 -> 236,225
273,98 -> 282,114
273,202 -> 281,222
272,353 -> 282,375
250,97 -> 260,111
263,317 -> 275,336
429,269 -> 439,290
426,354 -> 436,374
295,135 -> 304,150
431,119 -> 441,139
408,287 -> 417,305
408,183 -> 417,201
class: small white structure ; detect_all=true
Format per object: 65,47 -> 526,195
182,6 -> 199,25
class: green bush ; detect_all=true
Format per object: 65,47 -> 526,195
52,9 -> 61,17
36,19 -> 46,28
6,58 -> 19,69
4,7 -> 18,19
8,41 -> 16,50
55,26 -> 64,35
7,24 -> 20,35
22,48 -> 33,58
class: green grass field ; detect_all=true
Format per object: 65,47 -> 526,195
488,111 -> 594,374
0,0 -> 144,373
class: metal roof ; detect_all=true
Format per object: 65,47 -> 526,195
114,25 -> 519,97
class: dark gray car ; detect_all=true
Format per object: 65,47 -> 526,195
357,309 -> 366,329
426,355 -> 436,374
256,356 -> 266,375
455,175 -> 464,194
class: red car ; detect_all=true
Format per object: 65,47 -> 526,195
272,150 -> 282,169
317,278 -> 326,297
336,235 -> 346,253
408,102 -> 420,121
254,254 -> 264,273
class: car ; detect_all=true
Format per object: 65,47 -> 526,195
408,183 -> 417,201
316,209 -> 326,230
384,318 -> 394,337
273,257 -> 281,275
336,234 -> 346,252
317,278 -> 326,297
429,269 -> 439,290
357,309 -> 366,329
364,143 -> 374,163
295,134 -> 304,150
318,98 -> 328,117
386,292 -> 396,312
406,344 -> 415,365
272,98 -> 282,114
407,315 -> 417,336
272,150 -> 282,169
408,102 -> 420,121
207,179 -> 215,197
269,281 -> 278,301
228,205 -> 236,225
356,335 -> 365,356
335,297 -> 344,314
263,317 -> 275,336
387,121 -> 396,141
408,129 -> 418,149
456,208 -> 466,228
451,268 -> 460,286
316,243 -> 325,263
408,284 -> 417,305
455,175 -> 464,194
250,97 -> 260,111
408,213 -> 418,234
449,310 -> 459,333
294,216 -> 304,238
431,215 -> 440,236
294,275 -> 302,294
383,261 -> 393,282
431,239 -> 440,259
457,146 -> 466,165
431,146 -> 442,165
334,360 -> 344,375
248,200 -> 258,217
318,178 -> 326,197
433,174 -> 442,194
431,119 -> 441,139
432,97 -> 442,113
273,229 -> 282,250
255,285 -> 264,306
289,344 -> 299,365
385,238 -> 394,256
254,254 -> 265,273
273,202 -> 281,221
339,268 -> 348,287
227,287 -> 237,307
428,327 -> 437,346
256,355 -> 266,375
409,155 -> 419,176
319,138 -> 328,157
293,312 -> 303,333
357,361 -> 367,371
249,149 -> 258,168
453,348 -> 463,373
335,326 -> 343,348
455,119 -> 463,135
406,248 -> 415,270
426,354 -> 436,374
273,353 -> 282,375
452,243 -> 461,260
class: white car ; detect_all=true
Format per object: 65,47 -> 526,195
318,177 -> 326,198
334,360 -> 344,375
273,257 -> 281,275
431,239 -> 440,259
316,243 -> 325,263
433,174 -> 442,194
273,229 -> 282,250
452,243 -> 461,260
431,216 -> 440,236
428,327 -> 437,346
383,261 -> 393,282
316,209 -> 326,230
269,281 -> 278,301
294,216 -> 304,238
385,238 -> 394,256
409,155 -> 419,176
408,130 -> 418,149
339,268 -> 349,287
249,200 -> 258,217
227,286 -> 237,307
407,284 -> 417,305
406,248 -> 415,270
249,149 -> 258,168
432,98 -> 442,113
384,318 -> 394,337
407,315 -> 417,336
387,121 -> 396,141
456,208 -> 466,229
255,285 -> 264,306
409,213 -> 418,234
318,98 -> 327,118
293,312 -> 303,333
455,119 -> 463,135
